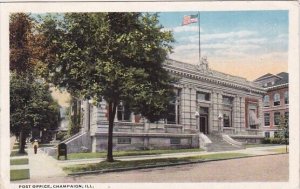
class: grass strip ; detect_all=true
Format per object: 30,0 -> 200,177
10,158 -> 29,165
10,169 -> 30,181
39,144 -> 55,147
63,148 -> 203,160
269,147 -> 289,153
10,151 -> 27,157
63,152 -> 249,174
245,144 -> 285,148
13,145 -> 19,150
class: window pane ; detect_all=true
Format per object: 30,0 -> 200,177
264,113 -> 270,126
274,93 -> 280,106
274,112 -> 280,125
200,107 -> 209,114
118,138 -> 131,144
223,111 -> 231,127
197,92 -> 210,101
166,104 -> 176,124
170,138 -> 181,145
223,96 -> 233,105
284,91 -> 289,104
265,132 -> 270,138
264,95 -> 270,107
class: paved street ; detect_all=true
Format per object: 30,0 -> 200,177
15,153 -> 288,183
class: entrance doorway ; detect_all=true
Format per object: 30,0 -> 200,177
200,115 -> 208,134
199,107 -> 209,134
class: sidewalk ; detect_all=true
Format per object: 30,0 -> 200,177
27,145 -> 66,180
15,145 -> 287,180
56,145 -> 287,167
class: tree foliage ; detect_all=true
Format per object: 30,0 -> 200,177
38,12 -> 175,161
10,72 -> 60,151
10,13 -> 60,152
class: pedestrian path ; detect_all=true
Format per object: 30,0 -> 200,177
27,145 -> 66,179
56,145 -> 287,167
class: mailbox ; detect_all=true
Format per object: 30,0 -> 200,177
57,143 -> 67,160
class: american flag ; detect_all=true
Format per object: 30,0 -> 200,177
182,14 -> 198,26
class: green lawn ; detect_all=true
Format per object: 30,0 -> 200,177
10,158 -> 29,165
246,144 -> 285,148
39,144 -> 56,147
10,151 -> 27,157
269,147 -> 289,153
13,145 -> 19,150
63,152 -> 250,174
62,148 -> 203,160
10,169 -> 30,181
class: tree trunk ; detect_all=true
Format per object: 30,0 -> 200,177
18,129 -> 26,154
107,101 -> 117,162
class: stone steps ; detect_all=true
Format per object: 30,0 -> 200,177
206,133 -> 243,152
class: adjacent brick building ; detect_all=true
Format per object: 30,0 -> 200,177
254,72 -> 289,138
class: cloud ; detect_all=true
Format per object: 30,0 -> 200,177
169,29 -> 287,67
201,30 -> 257,42
161,25 -> 203,33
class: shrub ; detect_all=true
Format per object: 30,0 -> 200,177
262,137 -> 285,144
56,131 -> 68,141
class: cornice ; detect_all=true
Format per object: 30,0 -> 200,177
264,83 -> 289,91
164,59 -> 266,95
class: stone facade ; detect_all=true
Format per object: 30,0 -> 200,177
82,59 -> 266,152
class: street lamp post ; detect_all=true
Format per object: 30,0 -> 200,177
218,113 -> 223,133
195,111 -> 199,131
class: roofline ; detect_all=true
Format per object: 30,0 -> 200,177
264,83 -> 289,91
254,74 -> 282,82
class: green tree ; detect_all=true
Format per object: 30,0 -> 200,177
38,13 -> 175,162
67,97 -> 82,136
10,72 -> 60,153
10,13 -> 60,153
278,115 -> 289,152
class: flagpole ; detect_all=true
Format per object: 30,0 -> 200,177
198,11 -> 201,64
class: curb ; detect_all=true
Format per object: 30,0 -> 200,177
67,152 -> 288,176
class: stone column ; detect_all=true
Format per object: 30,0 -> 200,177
181,86 -> 192,131
240,97 -> 246,132
258,97 -> 263,131
217,92 -> 224,132
190,87 -> 197,132
212,91 -> 219,132
233,96 -> 241,134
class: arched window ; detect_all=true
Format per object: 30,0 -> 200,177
284,91 -> 289,104
273,93 -> 280,106
263,95 -> 270,107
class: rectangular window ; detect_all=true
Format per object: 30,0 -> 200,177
223,96 -> 233,105
265,132 -> 270,138
274,112 -> 281,125
117,103 -> 131,121
263,95 -> 270,107
117,138 -> 131,144
197,92 -> 210,101
166,88 -> 181,124
284,91 -> 289,104
273,93 -> 280,106
170,138 -> 181,145
166,104 -> 176,124
223,111 -> 231,127
264,113 -> 270,126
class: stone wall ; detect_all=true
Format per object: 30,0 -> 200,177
91,132 -> 199,152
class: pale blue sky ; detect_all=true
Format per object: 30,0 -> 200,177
31,11 -> 288,80
158,11 -> 288,71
